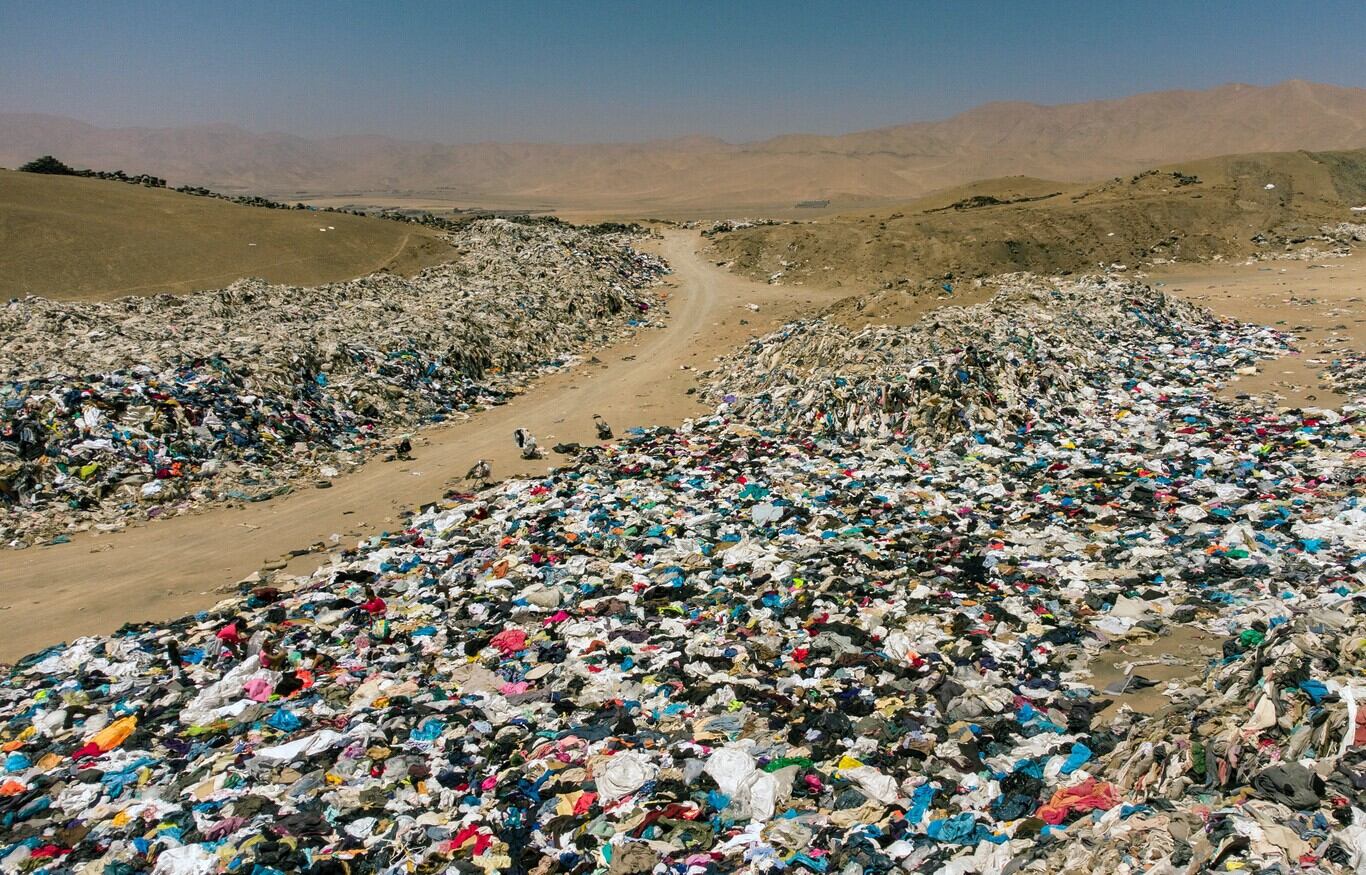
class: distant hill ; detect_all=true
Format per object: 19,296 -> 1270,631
2,80 -> 1364,212
0,170 -> 451,299
703,147 -> 1366,296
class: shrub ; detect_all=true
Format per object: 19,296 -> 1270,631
18,155 -> 77,175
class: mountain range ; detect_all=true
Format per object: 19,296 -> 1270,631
3,80 -> 1365,211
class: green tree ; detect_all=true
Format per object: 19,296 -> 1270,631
18,155 -> 77,175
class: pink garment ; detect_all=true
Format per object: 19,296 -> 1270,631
490,629 -> 528,656
243,678 -> 274,701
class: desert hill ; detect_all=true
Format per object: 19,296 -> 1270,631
0,170 -> 451,299
3,81 -> 1364,212
703,147 -> 1366,301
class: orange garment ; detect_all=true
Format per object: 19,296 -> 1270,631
87,716 -> 137,753
1036,777 -> 1119,825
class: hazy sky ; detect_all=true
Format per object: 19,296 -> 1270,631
3,1 -> 1364,143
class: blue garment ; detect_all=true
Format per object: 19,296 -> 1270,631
1299,679 -> 1329,704
927,813 -> 977,843
927,812 -> 1006,845
1060,742 -> 1092,775
409,719 -> 446,743
101,757 -> 157,798
907,783 -> 936,823
266,709 -> 302,732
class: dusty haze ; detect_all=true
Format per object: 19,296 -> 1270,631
3,80 -> 1366,213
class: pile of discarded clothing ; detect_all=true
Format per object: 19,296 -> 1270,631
0,219 -> 667,547
699,219 -> 782,238
1035,604 -> 1366,874
1327,351 -> 1366,398
706,277 -> 1291,448
1,269 -> 1363,872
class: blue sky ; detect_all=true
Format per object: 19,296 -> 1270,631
2,1 -> 1364,142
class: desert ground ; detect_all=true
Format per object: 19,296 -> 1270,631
704,148 -> 1366,291
0,169 -> 449,298
1157,255 -> 1365,406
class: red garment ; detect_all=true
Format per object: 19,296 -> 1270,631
449,823 -> 492,855
1036,778 -> 1119,825
490,629 -> 528,656
216,623 -> 242,645
30,845 -> 69,859
361,597 -> 387,616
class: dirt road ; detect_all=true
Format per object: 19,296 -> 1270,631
0,232 -> 836,661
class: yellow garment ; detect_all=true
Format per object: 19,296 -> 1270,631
88,716 -> 137,752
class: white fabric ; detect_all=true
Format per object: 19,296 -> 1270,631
596,750 -> 657,802
152,844 -> 218,875
255,730 -> 345,762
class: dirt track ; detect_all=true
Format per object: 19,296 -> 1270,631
0,232 -> 836,661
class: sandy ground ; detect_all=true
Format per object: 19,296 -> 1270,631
0,232 -> 840,662
1151,252 -> 1366,407
1089,627 -> 1224,716
706,148 -> 1365,297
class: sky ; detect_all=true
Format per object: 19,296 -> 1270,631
2,0 -> 1365,144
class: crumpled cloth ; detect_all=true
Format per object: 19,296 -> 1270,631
490,628 -> 528,656
1036,777 -> 1119,825
1250,762 -> 1325,809
595,750 -> 657,802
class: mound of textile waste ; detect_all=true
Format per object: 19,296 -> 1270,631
707,277 -> 1290,448
1,275 -> 1363,873
0,220 -> 667,547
